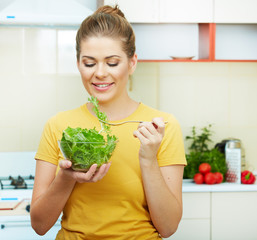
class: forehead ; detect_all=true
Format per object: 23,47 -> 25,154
80,36 -> 125,56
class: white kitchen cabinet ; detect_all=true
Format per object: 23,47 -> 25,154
159,0 -> 213,23
214,0 -> 257,23
215,24 -> 257,60
102,0 -> 159,23
164,192 -> 211,240
0,219 -> 61,240
133,23 -> 199,60
212,192 -> 257,240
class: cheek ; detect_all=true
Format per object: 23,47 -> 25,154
113,66 -> 130,80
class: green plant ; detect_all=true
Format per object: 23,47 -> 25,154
185,124 -> 213,152
184,125 -> 227,180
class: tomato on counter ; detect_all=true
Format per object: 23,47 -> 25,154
193,173 -> 204,184
199,163 -> 211,175
214,172 -> 224,184
204,172 -> 216,185
193,163 -> 224,185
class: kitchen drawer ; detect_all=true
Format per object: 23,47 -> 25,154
212,192 -> 257,240
0,220 -> 61,240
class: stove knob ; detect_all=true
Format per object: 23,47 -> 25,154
26,204 -> 30,212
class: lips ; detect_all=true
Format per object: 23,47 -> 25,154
92,82 -> 114,91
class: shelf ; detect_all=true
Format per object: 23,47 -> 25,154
137,23 -> 257,62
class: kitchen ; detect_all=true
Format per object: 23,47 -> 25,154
0,0 -> 257,239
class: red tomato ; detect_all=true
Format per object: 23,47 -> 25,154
199,163 -> 211,175
204,172 -> 216,185
193,173 -> 204,184
214,172 -> 223,184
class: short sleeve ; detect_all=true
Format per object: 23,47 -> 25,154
157,116 -> 187,167
34,116 -> 59,165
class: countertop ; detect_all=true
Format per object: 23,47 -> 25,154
182,180 -> 257,192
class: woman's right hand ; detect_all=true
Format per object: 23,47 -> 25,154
59,160 -> 111,183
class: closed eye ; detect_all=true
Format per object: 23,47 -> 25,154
108,63 -> 118,67
84,63 -> 95,67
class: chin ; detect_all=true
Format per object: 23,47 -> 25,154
91,93 -> 114,104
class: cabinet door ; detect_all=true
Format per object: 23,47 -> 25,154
167,219 -> 210,240
160,0 -> 213,23
212,192 -> 257,240
214,0 -> 257,23
103,0 -> 159,23
163,193 -> 211,240
0,220 -> 61,240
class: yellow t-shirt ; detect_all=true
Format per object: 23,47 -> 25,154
35,103 -> 187,240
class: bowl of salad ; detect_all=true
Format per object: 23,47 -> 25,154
58,129 -> 117,172
58,96 -> 118,172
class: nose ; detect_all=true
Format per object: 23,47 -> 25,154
95,63 -> 107,79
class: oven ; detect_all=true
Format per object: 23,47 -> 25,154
0,152 -> 61,240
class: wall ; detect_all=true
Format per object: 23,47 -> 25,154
134,62 -> 257,171
0,27 -> 257,170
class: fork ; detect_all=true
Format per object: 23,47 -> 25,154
99,119 -> 168,126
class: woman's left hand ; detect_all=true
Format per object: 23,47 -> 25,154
133,117 -> 165,166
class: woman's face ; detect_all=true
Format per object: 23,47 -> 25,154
77,36 -> 137,104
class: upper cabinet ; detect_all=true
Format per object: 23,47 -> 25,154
159,0 -> 213,23
102,0 -> 213,23
100,0 -> 257,62
214,0 -> 257,23
102,0 -> 257,24
102,0 -> 159,23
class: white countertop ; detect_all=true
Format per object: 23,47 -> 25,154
182,181 -> 257,192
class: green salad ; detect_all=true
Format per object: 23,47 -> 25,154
60,96 -> 117,171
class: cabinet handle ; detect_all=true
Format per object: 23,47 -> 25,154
0,221 -> 31,229
0,221 -> 61,229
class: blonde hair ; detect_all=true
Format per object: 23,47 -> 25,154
76,5 -> 136,61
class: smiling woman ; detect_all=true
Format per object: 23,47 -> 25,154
30,4 -> 187,240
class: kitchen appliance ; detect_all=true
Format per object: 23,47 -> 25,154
0,152 -> 61,240
0,0 -> 94,26
215,138 -> 246,183
225,139 -> 245,184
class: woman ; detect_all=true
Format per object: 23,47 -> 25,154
30,5 -> 187,240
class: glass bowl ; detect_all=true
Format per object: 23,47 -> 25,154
58,140 -> 117,172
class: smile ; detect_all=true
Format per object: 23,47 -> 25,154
94,83 -> 112,88
92,82 -> 114,91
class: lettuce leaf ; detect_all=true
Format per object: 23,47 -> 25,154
60,97 -> 117,171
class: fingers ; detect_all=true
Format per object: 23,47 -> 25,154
90,163 -> 111,182
73,163 -> 111,183
152,117 -> 165,134
133,117 -> 165,139
59,159 -> 72,169
59,159 -> 111,183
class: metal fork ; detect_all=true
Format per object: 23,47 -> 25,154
99,119 -> 168,126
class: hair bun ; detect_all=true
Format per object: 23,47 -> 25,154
95,5 -> 125,19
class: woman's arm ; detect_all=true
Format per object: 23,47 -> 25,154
133,118 -> 185,238
140,163 -> 184,238
30,159 -> 111,235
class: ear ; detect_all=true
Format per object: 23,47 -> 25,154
129,53 -> 137,75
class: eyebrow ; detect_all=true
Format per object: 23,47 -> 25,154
82,55 -> 121,60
